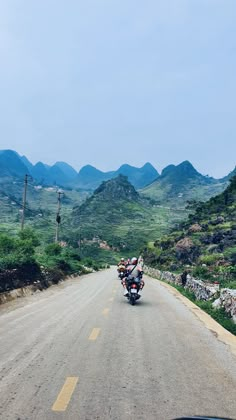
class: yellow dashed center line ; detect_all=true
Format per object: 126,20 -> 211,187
102,308 -> 110,316
52,377 -> 79,412
89,328 -> 101,341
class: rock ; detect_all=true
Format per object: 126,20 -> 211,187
175,237 -> 199,263
186,275 -> 218,300
188,223 -> 202,233
212,298 -> 221,309
219,289 -> 236,321
176,237 -> 194,251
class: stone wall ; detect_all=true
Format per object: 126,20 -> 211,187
212,289 -> 236,323
144,265 -> 236,323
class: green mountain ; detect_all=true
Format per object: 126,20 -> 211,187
143,175 -> 236,287
71,175 -> 186,254
141,161 -> 227,205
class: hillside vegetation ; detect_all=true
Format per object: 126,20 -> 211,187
0,227 -> 108,293
141,161 -> 227,206
143,175 -> 236,288
0,177 -> 87,241
71,175 -> 186,260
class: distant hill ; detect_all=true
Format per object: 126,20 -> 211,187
73,174 -> 140,225
21,155 -> 34,173
72,175 -> 158,252
143,175 -> 236,288
141,161 -> 228,205
0,149 -> 234,203
54,162 -> 78,181
116,162 -> 159,189
0,149 -> 159,191
74,162 -> 159,190
75,165 -> 113,190
0,150 -> 29,178
30,162 -> 49,183
29,162 -> 73,186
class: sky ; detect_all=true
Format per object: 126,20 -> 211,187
0,0 -> 235,178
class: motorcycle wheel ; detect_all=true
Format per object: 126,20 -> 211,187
130,294 -> 136,305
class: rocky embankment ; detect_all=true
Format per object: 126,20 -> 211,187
0,273 -> 77,305
0,266 -> 95,305
144,265 -> 236,323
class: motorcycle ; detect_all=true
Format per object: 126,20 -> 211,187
117,264 -> 126,280
118,270 -> 126,280
126,277 -> 141,305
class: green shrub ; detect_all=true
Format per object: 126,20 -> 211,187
54,258 -> 72,272
18,228 -> 40,247
192,265 -> 211,280
45,243 -> 62,256
199,253 -> 224,266
0,234 -> 17,255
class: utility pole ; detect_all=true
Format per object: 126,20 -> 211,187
55,190 -> 64,242
21,174 -> 28,230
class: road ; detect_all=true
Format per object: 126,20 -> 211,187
0,268 -> 236,420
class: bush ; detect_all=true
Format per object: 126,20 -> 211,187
18,228 -> 40,247
199,253 -> 224,266
192,265 -> 211,280
0,234 -> 16,255
54,258 -> 72,272
45,243 -> 62,256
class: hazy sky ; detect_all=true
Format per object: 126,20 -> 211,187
0,0 -> 235,177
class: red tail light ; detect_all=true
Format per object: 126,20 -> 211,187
132,284 -> 137,288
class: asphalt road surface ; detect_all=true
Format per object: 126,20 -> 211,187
0,268 -> 236,420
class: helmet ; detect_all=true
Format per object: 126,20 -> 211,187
131,257 -> 138,265
121,258 -> 125,262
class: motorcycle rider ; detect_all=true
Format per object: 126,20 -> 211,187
117,257 -> 127,279
117,257 -> 126,267
122,257 -> 144,297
